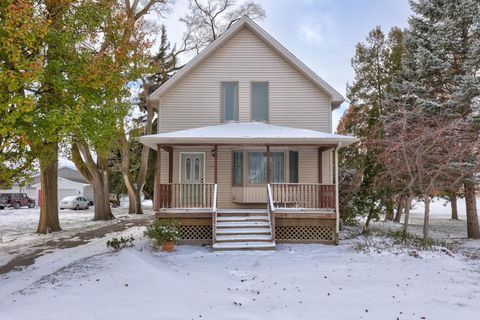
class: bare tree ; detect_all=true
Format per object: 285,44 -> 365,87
377,103 -> 480,242
180,0 -> 265,54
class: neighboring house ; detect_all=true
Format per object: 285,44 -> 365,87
0,164 -> 93,207
139,17 -> 357,250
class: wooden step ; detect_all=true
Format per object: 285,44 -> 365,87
216,234 -> 273,242
216,221 -> 270,228
216,216 -> 269,222
217,209 -> 268,214
215,227 -> 272,235
212,241 -> 276,251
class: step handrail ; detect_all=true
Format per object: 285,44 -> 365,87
211,183 -> 218,244
267,184 -> 276,241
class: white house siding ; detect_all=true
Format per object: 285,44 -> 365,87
158,26 -> 332,133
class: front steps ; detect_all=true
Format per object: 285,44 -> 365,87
212,209 -> 276,251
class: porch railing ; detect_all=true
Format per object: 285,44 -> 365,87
270,183 -> 335,210
158,183 -> 216,209
267,184 -> 276,240
212,184 -> 218,243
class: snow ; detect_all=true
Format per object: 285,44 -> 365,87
139,122 -> 359,149
371,197 -> 480,241
0,207 -> 153,265
1,197 -> 479,319
0,230 -> 479,320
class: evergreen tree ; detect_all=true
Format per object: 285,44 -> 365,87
338,26 -> 405,228
396,0 -> 480,238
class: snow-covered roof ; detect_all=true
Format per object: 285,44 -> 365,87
149,17 -> 344,108
139,122 -> 358,149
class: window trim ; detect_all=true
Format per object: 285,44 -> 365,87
220,81 -> 239,122
250,81 -> 269,122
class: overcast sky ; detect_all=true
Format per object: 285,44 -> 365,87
159,0 -> 412,132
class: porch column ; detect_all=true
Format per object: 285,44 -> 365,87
154,144 -> 161,211
168,147 -> 173,184
318,148 -> 323,184
266,145 -> 270,183
214,145 -> 218,184
334,144 -> 340,242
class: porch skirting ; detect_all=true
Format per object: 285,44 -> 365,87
156,212 -> 337,245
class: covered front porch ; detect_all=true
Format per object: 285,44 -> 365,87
139,122 -> 357,247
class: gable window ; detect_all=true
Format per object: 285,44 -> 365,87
232,151 -> 243,186
221,82 -> 239,122
251,82 -> 269,122
247,151 -> 284,184
289,151 -> 299,183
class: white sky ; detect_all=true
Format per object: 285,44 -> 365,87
153,0 -> 412,132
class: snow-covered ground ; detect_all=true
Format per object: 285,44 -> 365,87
0,226 -> 479,320
1,197 -> 479,319
0,205 -> 154,265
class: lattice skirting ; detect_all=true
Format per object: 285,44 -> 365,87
275,225 -> 335,242
178,225 -> 212,240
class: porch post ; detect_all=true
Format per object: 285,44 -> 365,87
214,145 -> 218,184
168,147 -> 173,184
318,148 -> 323,184
154,144 -> 161,211
266,145 -> 270,183
334,144 -> 340,243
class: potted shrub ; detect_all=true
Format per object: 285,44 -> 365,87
144,219 -> 180,252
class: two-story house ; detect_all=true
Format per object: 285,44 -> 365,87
140,17 -> 357,250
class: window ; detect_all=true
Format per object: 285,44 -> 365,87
221,82 -> 239,122
232,151 -> 243,186
270,152 -> 285,182
251,82 -> 268,121
289,151 -> 299,183
248,152 -> 266,184
247,151 -> 285,184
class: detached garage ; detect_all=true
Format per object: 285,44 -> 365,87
34,177 -> 89,207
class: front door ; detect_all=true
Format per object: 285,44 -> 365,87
180,153 -> 205,206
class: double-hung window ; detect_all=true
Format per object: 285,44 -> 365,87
251,82 -> 268,122
221,82 -> 239,122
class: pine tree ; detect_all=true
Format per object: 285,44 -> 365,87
338,26 -> 405,228
396,0 -> 480,238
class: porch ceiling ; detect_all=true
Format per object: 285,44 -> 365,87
139,122 -> 359,150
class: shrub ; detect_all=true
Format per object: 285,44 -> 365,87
106,235 -> 135,251
144,219 -> 180,245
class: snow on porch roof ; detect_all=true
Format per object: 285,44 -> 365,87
139,122 -> 359,149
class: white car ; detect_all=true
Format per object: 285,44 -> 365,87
60,196 -> 90,210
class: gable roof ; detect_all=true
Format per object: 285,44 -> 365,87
150,17 -> 344,108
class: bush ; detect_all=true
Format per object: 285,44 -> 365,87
144,219 -> 180,245
106,235 -> 135,251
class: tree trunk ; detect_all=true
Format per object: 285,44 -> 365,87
384,195 -> 394,221
363,203 -> 375,232
74,141 -> 114,220
394,197 -> 404,223
402,195 -> 413,238
134,95 -> 155,214
464,179 -> 480,239
37,145 -> 61,234
423,195 -> 430,244
449,191 -> 458,220
118,133 -> 143,214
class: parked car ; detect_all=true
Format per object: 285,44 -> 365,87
0,193 -> 36,210
59,196 -> 90,210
